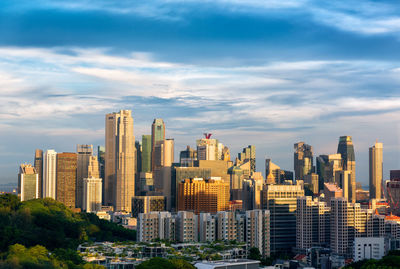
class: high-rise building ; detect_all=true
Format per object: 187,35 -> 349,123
296,197 -> 330,253
177,177 -> 229,214
135,140 -> 142,195
76,144 -> 93,209
216,211 -> 239,241
151,118 -> 166,171
238,145 -> 256,173
390,170 -> 400,180
294,142 -> 313,180
330,197 -> 374,257
18,164 -> 39,201
56,152 -> 77,208
97,146 -> 105,205
171,167 -> 211,211
304,173 -> 319,195
153,139 -> 174,169
337,136 -> 356,203
105,110 -> 136,211
137,211 -> 175,242
197,137 -> 218,161
246,209 -> 271,257
334,170 -> 352,201
141,135 -> 152,173
132,196 -> 166,217
386,179 -> 400,216
261,183 -> 305,253
199,213 -> 217,242
43,149 -> 57,199
265,159 -> 280,185
34,149 -> 43,198
323,182 -> 343,205
176,211 -> 198,242
316,154 -> 342,191
180,146 -> 197,167
82,177 -> 102,212
369,142 -> 383,200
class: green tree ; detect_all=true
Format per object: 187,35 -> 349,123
170,258 -> 195,269
248,247 -> 261,261
136,257 -> 175,269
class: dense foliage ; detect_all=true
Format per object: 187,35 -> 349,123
0,194 -> 136,268
136,257 -> 195,269
345,250 -> 400,269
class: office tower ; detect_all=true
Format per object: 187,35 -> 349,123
334,170 -> 352,201
296,197 -> 330,253
199,213 -> 217,242
323,183 -> 343,205
304,173 -> 319,194
105,110 -> 136,212
176,211 -> 198,242
279,170 -> 293,182
151,118 -> 166,171
18,164 -> 39,201
141,135 -> 152,172
56,152 -> 77,208
194,160 -> 231,184
153,139 -> 174,169
369,142 -> 383,200
180,146 -> 197,167
33,149 -> 43,198
43,149 -> 57,199
139,172 -> 154,194
294,142 -> 313,181
87,156 -> 100,177
265,159 -> 280,185
177,178 -> 229,214
386,179 -> 400,216
221,146 -> 231,161
171,167 -> 211,211
82,177 -> 102,212
132,196 -> 166,218
137,211 -> 175,242
330,197 -> 373,257
97,146 -> 105,203
237,145 -> 256,173
316,154 -> 342,191
242,172 -> 264,210
261,183 -> 305,253
197,136 -> 218,161
135,140 -> 142,195
76,144 -> 93,209
246,209 -> 271,257
337,136 -> 356,203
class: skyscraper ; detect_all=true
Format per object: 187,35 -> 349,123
141,135 -> 152,172
238,145 -> 256,173
179,145 -> 197,167
316,154 -> 342,191
43,149 -> 57,199
105,110 -> 136,211
56,152 -> 77,208
197,136 -> 218,161
265,159 -> 280,184
18,164 -> 39,201
151,118 -> 165,171
82,177 -> 102,213
294,142 -> 313,180
34,149 -> 43,198
337,136 -> 356,203
76,144 -> 93,209
369,141 -> 383,200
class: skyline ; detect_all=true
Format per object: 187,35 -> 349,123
1,0 -> 400,184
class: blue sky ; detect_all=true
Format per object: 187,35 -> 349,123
1,0 -> 400,185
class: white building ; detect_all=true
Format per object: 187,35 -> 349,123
43,149 -> 57,199
353,237 -> 385,261
83,177 -> 102,212
195,259 -> 260,269
199,213 -> 216,242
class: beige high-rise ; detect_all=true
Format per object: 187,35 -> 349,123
105,110 -> 136,212
76,144 -> 93,209
369,142 -> 383,200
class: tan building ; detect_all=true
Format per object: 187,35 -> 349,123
334,170 -> 352,201
304,173 -> 319,194
34,149 -> 43,198
105,110 -> 136,211
151,118 -> 166,171
194,160 -> 231,184
56,152 -> 77,208
83,177 -> 102,212
76,144 -> 93,209
337,136 -> 356,203
197,137 -> 218,161
323,182 -> 343,205
369,142 -> 383,200
294,142 -> 313,180
261,183 -> 304,253
18,164 -> 39,201
153,139 -> 174,169
265,159 -> 280,185
296,197 -> 330,253
43,149 -> 57,199
246,209 -> 271,257
177,177 -> 229,214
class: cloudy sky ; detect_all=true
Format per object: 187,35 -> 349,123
1,0 -> 400,186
